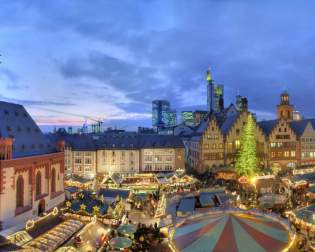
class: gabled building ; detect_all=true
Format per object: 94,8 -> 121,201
0,101 -> 65,230
187,107 -> 267,173
259,92 -> 315,171
259,118 -> 299,170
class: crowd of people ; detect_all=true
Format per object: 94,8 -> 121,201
131,222 -> 161,251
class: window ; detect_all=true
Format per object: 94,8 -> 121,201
51,168 -> 56,193
85,158 -> 91,164
165,156 -> 173,162
16,175 -> 24,208
290,151 -> 296,157
145,164 -> 152,171
235,140 -> 240,149
284,151 -> 290,157
35,171 -> 42,197
75,158 -> 82,164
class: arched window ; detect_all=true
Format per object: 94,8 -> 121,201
16,175 -> 24,208
35,171 -> 42,197
51,168 -> 56,193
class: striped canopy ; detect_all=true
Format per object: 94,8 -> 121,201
172,212 -> 290,252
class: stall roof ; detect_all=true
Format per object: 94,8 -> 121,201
177,197 -> 195,213
199,193 -> 215,207
98,188 -> 130,199
65,186 -> 79,194
294,204 -> 315,225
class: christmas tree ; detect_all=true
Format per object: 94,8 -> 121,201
235,113 -> 258,176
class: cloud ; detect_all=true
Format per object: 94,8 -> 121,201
0,95 -> 75,107
2,0 -> 315,130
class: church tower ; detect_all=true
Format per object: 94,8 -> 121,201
277,91 -> 293,121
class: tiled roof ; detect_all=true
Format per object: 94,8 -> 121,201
0,101 -> 57,158
258,118 -> 315,137
220,113 -> 240,135
49,132 -> 184,150
289,120 -> 310,136
258,120 -> 279,136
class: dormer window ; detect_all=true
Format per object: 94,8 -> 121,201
14,111 -> 19,116
6,126 -> 12,132
26,127 -> 31,132
4,110 -> 9,115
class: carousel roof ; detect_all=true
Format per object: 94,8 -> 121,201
172,212 -> 290,252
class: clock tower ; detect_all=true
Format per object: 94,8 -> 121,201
277,91 -> 293,121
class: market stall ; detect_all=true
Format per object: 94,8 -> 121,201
25,219 -> 84,251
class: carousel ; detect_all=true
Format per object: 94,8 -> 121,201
170,210 -> 294,252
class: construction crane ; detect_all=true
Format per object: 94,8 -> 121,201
29,106 -> 104,133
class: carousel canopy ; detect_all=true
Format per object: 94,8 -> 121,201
172,212 -> 290,252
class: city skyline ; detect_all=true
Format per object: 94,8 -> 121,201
1,1 -> 315,131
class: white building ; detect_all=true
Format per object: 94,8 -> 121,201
51,133 -> 185,176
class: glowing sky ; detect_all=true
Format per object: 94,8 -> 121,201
1,0 -> 315,131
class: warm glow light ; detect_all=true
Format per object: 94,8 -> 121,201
250,177 -> 257,185
25,219 -> 35,230
52,207 -> 59,216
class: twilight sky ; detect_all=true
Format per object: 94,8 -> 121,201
1,0 -> 315,131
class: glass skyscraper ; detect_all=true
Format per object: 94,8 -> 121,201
181,111 -> 194,126
152,100 -> 171,128
206,69 -> 224,112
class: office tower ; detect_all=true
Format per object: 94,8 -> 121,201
163,110 -> 177,127
181,111 -> 194,126
152,100 -> 170,128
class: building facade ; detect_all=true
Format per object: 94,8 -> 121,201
181,111 -> 194,126
152,100 -> 170,128
187,110 -> 267,173
187,91 -> 315,174
54,133 -> 185,176
0,101 -> 65,230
